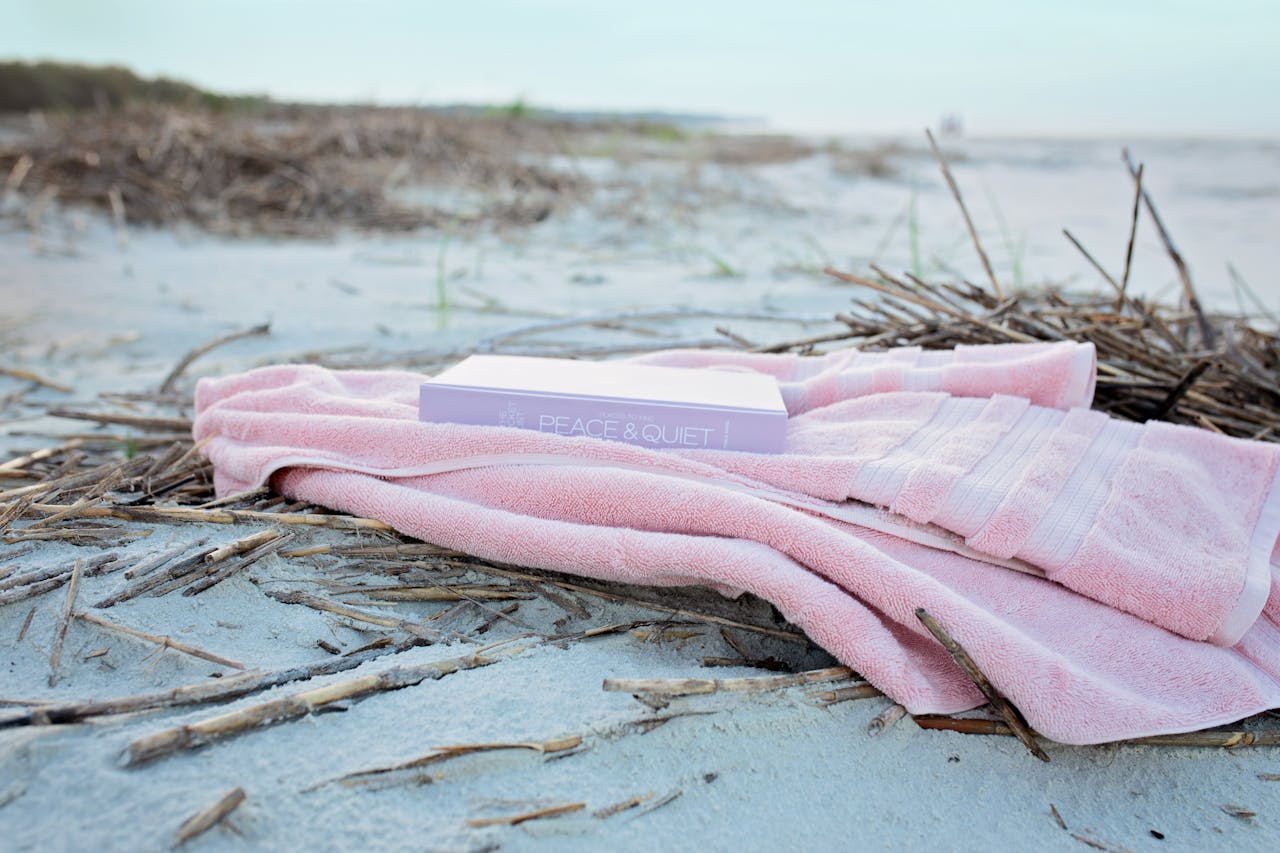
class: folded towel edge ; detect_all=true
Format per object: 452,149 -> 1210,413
1213,467 -> 1280,647
1065,341 -> 1098,410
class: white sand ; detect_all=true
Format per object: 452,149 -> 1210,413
1,137 -> 1278,851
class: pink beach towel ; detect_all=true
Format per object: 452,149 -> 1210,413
193,340 -> 1280,745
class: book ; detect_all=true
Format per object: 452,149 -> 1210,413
419,354 -> 788,453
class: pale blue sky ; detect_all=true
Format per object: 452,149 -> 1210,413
3,0 -> 1276,136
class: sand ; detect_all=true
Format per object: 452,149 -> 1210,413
1,134 -> 1278,851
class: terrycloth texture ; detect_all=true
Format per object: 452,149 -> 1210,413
633,340 -> 1098,413
193,342 -> 1280,744
636,342 -> 1277,645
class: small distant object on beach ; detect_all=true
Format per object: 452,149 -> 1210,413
939,113 -> 964,138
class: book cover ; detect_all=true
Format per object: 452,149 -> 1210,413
419,354 -> 788,453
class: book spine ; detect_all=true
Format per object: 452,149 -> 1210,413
419,386 -> 786,453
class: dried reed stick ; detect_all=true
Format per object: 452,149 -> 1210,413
47,559 -> 83,686
442,561 -> 807,643
1118,162 -> 1143,308
466,802 -> 585,828
603,665 -> 853,697
0,638 -> 427,728
180,531 -> 293,596
915,608 -> 1050,762
867,702 -> 907,736
351,585 -> 528,602
807,684 -> 884,705
0,571 -> 74,606
123,639 -> 529,766
123,542 -> 205,580
174,787 -> 245,846
0,366 -> 72,393
93,545 -> 218,608
926,128 -> 1002,298
204,528 -> 281,564
0,439 -> 82,472
75,611 -> 246,670
913,715 -> 1280,747
1123,148 -> 1213,347
24,502 -> 393,531
46,409 -> 194,433
594,793 -> 654,819
158,323 -> 270,394
334,735 -> 582,788
264,589 -> 455,642
16,606 -> 36,642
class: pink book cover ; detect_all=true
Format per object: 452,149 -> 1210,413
420,354 -> 788,453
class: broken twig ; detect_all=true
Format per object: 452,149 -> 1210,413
915,608 -> 1049,762
123,639 -> 529,765
159,323 -> 270,394
47,559 -> 83,686
175,787 -> 246,846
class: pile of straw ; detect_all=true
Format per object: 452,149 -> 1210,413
0,106 -> 584,235
814,267 -> 1278,442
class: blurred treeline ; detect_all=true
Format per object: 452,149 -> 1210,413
0,61 -> 265,113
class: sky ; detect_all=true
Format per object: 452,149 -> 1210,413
3,0 -> 1278,137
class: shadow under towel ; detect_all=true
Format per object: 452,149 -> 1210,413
192,341 -> 1280,744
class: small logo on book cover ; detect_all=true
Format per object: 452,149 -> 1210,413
498,402 -> 524,428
